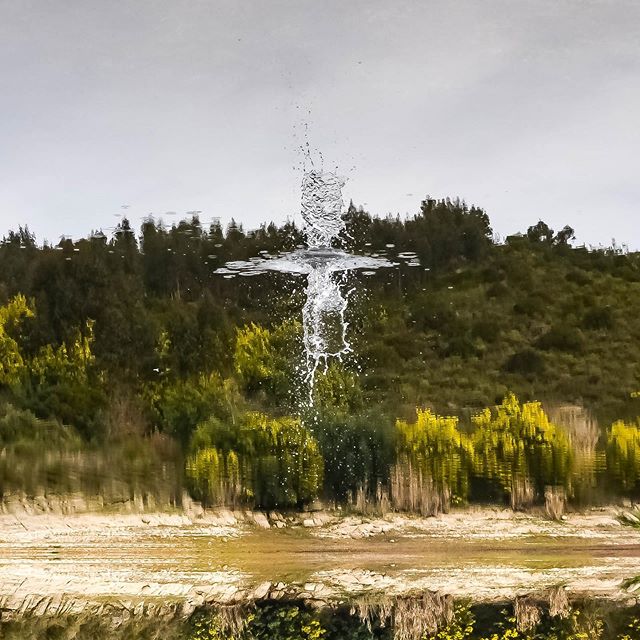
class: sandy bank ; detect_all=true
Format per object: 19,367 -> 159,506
0,506 -> 638,616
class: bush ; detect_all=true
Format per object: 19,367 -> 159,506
504,349 -> 545,376
0,403 -> 79,447
0,402 -> 181,503
148,374 -> 238,445
536,326 -> 585,353
606,419 -> 640,493
392,408 -> 473,512
470,394 -> 572,500
471,320 -> 500,343
442,334 -> 479,358
20,379 -> 107,440
583,306 -> 614,330
565,269 -> 592,286
186,413 -> 323,509
312,411 -> 395,503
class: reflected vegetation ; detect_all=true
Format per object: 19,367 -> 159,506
181,392 -> 640,515
0,404 -> 182,508
3,599 -> 640,640
186,412 -> 323,509
2,204 -> 640,516
4,391 -> 640,515
3,183 -> 640,640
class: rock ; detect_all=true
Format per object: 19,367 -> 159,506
311,512 -> 332,526
303,518 -> 316,527
219,585 -> 240,603
215,508 -> 236,525
357,573 -> 376,586
253,581 -> 271,599
252,512 -> 270,529
313,584 -> 332,598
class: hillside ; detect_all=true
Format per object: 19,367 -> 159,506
1,198 -> 640,509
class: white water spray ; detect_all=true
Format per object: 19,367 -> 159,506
216,169 -> 401,402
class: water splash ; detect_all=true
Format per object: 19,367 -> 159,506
302,266 -> 353,389
300,170 -> 345,249
216,170 -> 404,401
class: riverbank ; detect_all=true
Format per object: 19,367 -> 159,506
1,505 -> 639,617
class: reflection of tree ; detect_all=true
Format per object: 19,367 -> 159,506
186,412 -> 323,509
471,394 -> 573,501
606,420 -> 640,493
392,408 -> 473,513
390,395 -> 574,513
547,404 -> 601,502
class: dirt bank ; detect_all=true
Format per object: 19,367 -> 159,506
0,506 -> 638,616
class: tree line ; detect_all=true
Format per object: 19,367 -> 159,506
1,197 -> 640,509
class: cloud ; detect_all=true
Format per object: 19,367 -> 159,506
0,0 -> 638,247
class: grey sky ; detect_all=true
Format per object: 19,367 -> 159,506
1,0 -> 638,248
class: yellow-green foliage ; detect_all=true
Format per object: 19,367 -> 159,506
618,616 -> 640,640
188,605 -> 325,640
534,607 -> 604,640
424,604 -> 607,640
145,373 -> 240,444
0,294 -> 34,386
31,320 -> 96,383
471,394 -> 572,493
248,605 -> 325,640
395,409 -> 473,501
393,393 -> 574,505
475,612 -> 531,640
234,323 -> 274,387
186,448 -> 245,506
187,446 -> 222,503
312,363 -> 364,415
0,295 -> 96,388
244,412 -> 323,507
234,320 -> 301,399
189,611 -> 248,640
606,420 -> 640,491
479,628 -> 526,640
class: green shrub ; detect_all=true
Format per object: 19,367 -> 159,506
536,326 -> 585,353
186,413 -> 323,509
0,403 -> 79,447
582,306 -> 614,330
504,350 -> 545,376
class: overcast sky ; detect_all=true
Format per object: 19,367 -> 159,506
1,0 -> 638,248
